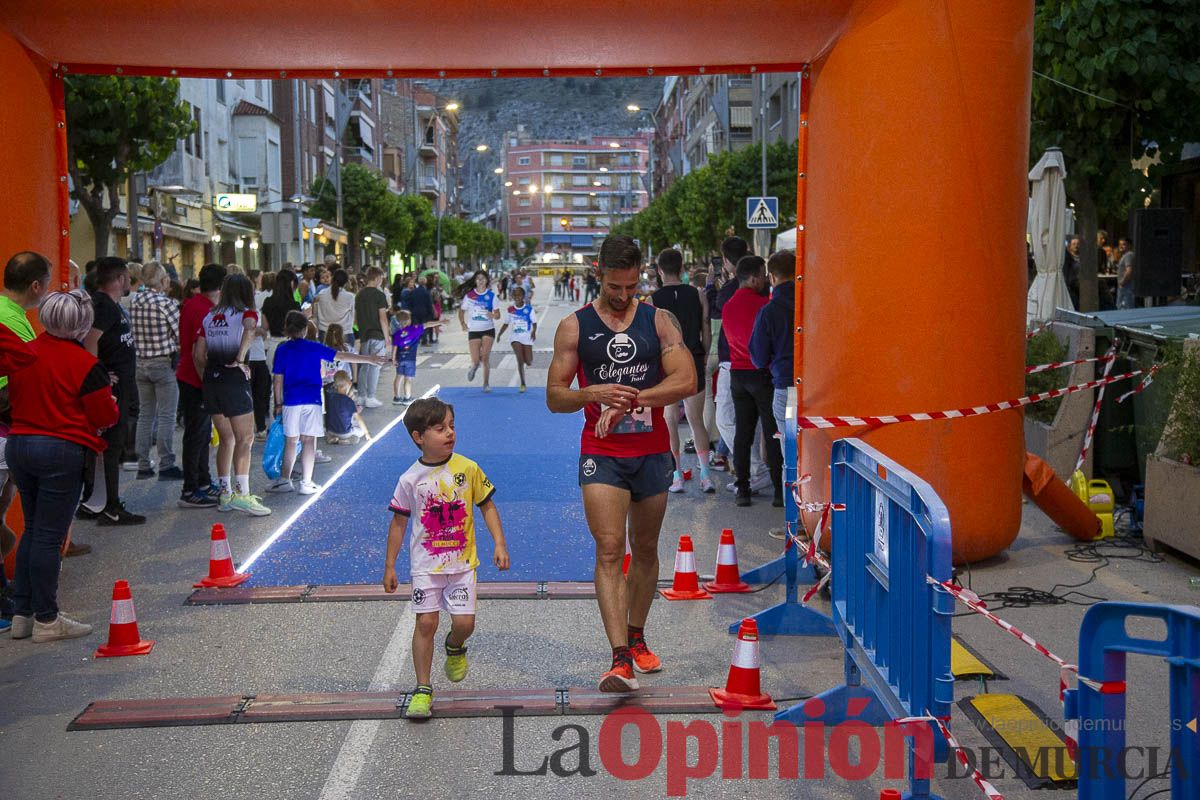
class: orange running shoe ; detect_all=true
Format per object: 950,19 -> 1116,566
599,660 -> 639,692
629,640 -> 663,674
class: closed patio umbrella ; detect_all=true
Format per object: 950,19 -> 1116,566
1026,147 -> 1072,326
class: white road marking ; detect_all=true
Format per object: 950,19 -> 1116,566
238,384 -> 442,572
316,602 -> 416,800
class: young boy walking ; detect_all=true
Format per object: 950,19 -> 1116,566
269,311 -> 385,495
382,397 -> 510,719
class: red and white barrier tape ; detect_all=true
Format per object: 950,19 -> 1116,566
1026,321 -> 1053,340
1115,364 -> 1159,405
1025,354 -> 1115,375
796,366 -> 1152,430
1074,342 -> 1119,473
928,712 -> 1007,800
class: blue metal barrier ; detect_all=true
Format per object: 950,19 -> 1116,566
1064,602 -> 1200,799
776,438 -> 954,799
734,397 -> 835,636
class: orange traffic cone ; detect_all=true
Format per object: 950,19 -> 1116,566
879,791 -> 902,799
704,528 -> 751,593
94,580 -> 154,658
710,618 -> 774,710
622,533 -> 631,576
659,535 -> 711,600
194,523 -> 251,588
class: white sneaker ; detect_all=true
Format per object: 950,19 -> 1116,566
364,397 -> 383,409
668,471 -> 686,493
467,364 -> 478,382
31,613 -> 93,643
297,480 -> 322,495
314,451 -> 332,464
267,477 -> 295,493
10,614 -> 33,639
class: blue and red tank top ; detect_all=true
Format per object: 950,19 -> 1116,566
575,301 -> 668,457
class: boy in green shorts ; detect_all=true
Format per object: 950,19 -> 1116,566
383,397 -> 510,718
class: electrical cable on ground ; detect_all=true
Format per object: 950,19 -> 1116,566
951,506 -> 1160,615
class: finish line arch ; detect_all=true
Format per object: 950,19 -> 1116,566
0,1 -> 1031,562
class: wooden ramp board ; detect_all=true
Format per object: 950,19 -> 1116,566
69,685 -> 728,730
959,694 -> 1077,789
186,582 -> 598,605
951,635 -> 1007,681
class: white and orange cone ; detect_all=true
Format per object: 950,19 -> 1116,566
703,528 -> 751,593
194,523 -> 251,588
94,580 -> 154,658
710,618 -> 775,710
659,535 -> 711,600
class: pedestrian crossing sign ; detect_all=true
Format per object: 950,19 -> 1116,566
746,196 -> 779,229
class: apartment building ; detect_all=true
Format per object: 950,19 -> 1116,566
502,128 -> 651,254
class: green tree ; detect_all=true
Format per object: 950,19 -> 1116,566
309,163 -> 388,267
371,191 -> 415,260
401,195 -> 437,260
66,75 -> 197,259
521,236 -> 541,255
1032,1 -> 1200,310
620,140 -> 799,257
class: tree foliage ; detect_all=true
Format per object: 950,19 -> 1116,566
66,75 -> 197,258
1031,0 -> 1200,309
616,140 -> 799,257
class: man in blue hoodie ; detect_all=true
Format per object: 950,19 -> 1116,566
749,250 -> 796,451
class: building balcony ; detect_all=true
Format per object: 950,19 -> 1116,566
418,176 -> 442,196
419,137 -> 438,156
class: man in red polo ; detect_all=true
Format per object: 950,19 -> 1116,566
721,255 -> 782,507
175,263 -> 225,508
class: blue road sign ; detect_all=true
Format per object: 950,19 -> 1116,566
746,196 -> 779,229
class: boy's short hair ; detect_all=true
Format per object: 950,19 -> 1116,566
333,370 -> 353,390
767,249 -> 796,280
404,397 -> 454,441
656,248 -> 683,276
395,309 -> 412,325
283,310 -> 308,337
736,255 -> 766,283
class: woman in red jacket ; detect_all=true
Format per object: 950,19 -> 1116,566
5,289 -> 119,643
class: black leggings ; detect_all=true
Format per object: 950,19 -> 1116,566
249,359 -> 272,432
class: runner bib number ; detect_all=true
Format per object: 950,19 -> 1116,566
605,405 -> 654,434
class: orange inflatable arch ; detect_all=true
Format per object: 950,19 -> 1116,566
0,1 -> 1031,562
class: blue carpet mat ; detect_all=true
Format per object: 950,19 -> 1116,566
246,387 -> 594,586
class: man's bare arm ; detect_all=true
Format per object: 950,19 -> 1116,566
635,309 -> 696,408
698,285 -> 712,355
546,314 -> 587,413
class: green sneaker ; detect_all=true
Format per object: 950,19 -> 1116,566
406,685 -> 433,719
217,491 -> 234,512
444,634 -> 468,683
229,493 -> 272,517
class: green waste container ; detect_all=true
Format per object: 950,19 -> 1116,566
1053,306 -> 1200,493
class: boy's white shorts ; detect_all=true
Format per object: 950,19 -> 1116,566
282,403 -> 324,438
411,570 -> 476,615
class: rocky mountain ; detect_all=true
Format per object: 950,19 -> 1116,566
418,77 -> 664,214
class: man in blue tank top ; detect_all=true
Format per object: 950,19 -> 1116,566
547,235 -> 697,693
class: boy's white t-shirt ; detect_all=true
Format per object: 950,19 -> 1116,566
388,453 -> 494,576
504,303 -> 536,345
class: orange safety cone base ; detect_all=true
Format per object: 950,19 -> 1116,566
659,586 -> 712,601
703,579 -> 751,593
193,571 -> 251,589
94,638 -> 155,658
709,687 -> 775,710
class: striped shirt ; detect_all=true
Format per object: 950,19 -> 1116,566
130,289 -> 180,359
